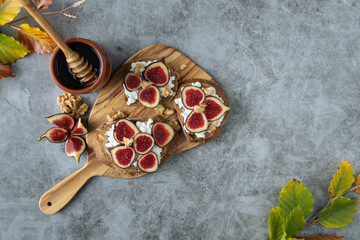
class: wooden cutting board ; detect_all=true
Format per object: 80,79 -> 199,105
39,45 -> 230,215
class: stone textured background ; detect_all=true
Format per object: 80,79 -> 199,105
1,0 -> 360,239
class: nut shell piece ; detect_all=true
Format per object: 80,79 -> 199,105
204,96 -> 230,121
138,86 -> 160,108
133,133 -> 155,154
143,62 -> 169,86
152,122 -> 175,147
185,112 -> 208,133
39,127 -> 68,143
65,136 -> 86,163
110,146 -> 135,168
114,119 -> 140,143
181,86 -> 205,110
46,113 -> 75,131
138,152 -> 159,173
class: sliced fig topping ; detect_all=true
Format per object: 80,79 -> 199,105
124,73 -> 142,91
71,118 -> 88,135
181,86 -> 205,110
110,146 -> 135,168
133,133 -> 154,154
138,152 -> 159,173
185,112 -> 208,133
39,127 -> 68,143
152,122 -> 174,147
65,136 -> 86,163
138,86 -> 160,108
204,97 -> 230,121
143,62 -> 169,86
114,119 -> 139,143
46,113 -> 75,131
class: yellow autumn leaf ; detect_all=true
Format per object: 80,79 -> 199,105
0,34 -> 29,64
0,0 -> 22,25
329,159 -> 354,198
16,24 -> 57,54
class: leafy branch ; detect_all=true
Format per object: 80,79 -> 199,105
0,0 -> 86,79
258,159 -> 360,240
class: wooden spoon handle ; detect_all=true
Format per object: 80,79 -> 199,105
17,0 -> 74,58
39,160 -> 108,215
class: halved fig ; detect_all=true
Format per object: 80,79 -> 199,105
204,97 -> 230,121
138,152 -> 159,173
138,86 -> 160,108
124,73 -> 142,91
110,146 -> 135,168
152,122 -> 175,147
39,127 -> 68,143
65,136 -> 86,163
71,118 -> 88,135
143,61 -> 169,86
181,86 -> 205,110
133,133 -> 154,154
185,112 -> 208,133
46,113 -> 75,131
114,119 -> 139,143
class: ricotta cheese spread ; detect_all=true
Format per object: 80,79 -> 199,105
105,125 -> 118,148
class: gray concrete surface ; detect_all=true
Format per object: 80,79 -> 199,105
1,0 -> 360,239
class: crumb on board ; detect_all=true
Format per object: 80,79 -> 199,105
180,64 -> 188,70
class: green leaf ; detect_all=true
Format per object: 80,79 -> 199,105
316,196 -> 359,228
0,34 -> 29,64
268,207 -> 286,240
279,179 -> 314,218
284,206 -> 306,238
0,0 -> 22,25
329,159 -> 354,198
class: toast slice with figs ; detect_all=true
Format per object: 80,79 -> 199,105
173,78 -> 230,143
95,115 -> 177,175
123,58 -> 179,108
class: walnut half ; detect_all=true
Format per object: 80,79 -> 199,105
106,110 -> 127,122
57,92 -> 88,119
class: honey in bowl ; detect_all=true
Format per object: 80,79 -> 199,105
49,38 -> 112,94
55,42 -> 101,89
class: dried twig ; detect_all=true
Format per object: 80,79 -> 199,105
6,0 -> 86,26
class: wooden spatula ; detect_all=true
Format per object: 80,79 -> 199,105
38,45 -> 231,214
18,0 -> 97,85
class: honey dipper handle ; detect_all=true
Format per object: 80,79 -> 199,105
39,160 -> 108,215
17,0 -> 74,58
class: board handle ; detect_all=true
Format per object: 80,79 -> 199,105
39,160 -> 107,215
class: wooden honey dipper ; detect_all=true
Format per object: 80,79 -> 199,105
18,0 -> 97,85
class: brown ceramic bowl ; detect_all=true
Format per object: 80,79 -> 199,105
49,38 -> 112,94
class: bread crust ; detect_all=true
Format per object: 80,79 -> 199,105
94,115 -> 174,175
123,57 -> 179,107
173,78 -> 231,143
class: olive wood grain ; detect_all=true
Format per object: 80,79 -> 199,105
39,45 -> 230,214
